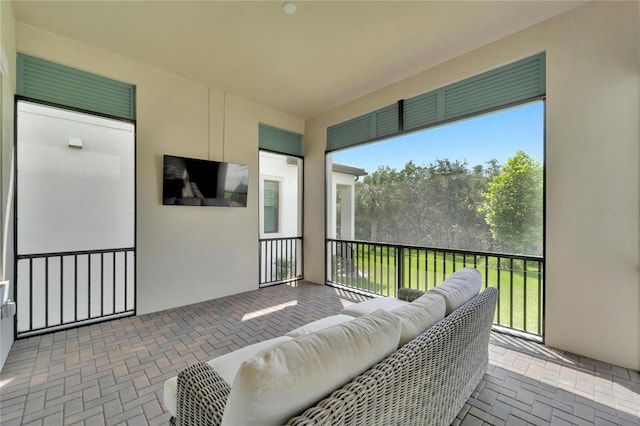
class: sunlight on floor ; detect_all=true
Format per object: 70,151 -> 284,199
242,300 -> 297,321
0,377 -> 13,388
490,342 -> 640,420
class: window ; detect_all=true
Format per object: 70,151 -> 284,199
327,100 -> 544,256
263,180 -> 280,233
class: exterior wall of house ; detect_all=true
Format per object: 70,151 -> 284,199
16,102 -> 135,254
12,23 -> 304,318
327,166 -> 358,241
305,1 -> 640,370
258,151 -> 301,238
0,0 -> 17,370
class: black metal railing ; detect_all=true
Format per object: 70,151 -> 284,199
259,237 -> 303,287
16,247 -> 135,337
327,239 -> 544,339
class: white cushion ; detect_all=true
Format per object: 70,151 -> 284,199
221,309 -> 401,426
341,296 -> 409,317
285,314 -> 355,338
392,293 -> 446,346
429,268 -> 482,314
163,377 -> 179,417
207,336 -> 294,385
163,336 -> 293,417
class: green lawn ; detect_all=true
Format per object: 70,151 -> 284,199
330,245 -> 543,336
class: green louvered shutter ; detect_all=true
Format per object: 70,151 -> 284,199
17,53 -> 135,120
259,124 -> 303,157
327,103 -> 399,152
442,53 -> 545,121
328,53 -> 545,151
403,91 -> 439,132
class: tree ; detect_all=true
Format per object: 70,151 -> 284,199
354,159 -> 495,250
479,150 -> 543,255
354,166 -> 399,241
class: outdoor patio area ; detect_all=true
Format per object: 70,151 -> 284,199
0,281 -> 638,426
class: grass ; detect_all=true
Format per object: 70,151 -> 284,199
330,244 -> 544,336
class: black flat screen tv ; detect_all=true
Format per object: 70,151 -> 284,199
162,155 -> 249,207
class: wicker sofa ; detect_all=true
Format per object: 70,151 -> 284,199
164,268 -> 498,426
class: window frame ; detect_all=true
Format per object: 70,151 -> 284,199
261,177 -> 282,235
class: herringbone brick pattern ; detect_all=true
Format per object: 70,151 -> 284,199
0,281 -> 638,425
454,332 -> 640,426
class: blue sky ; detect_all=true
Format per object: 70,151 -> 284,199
332,101 -> 544,173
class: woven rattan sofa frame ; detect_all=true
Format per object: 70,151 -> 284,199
173,287 -> 499,426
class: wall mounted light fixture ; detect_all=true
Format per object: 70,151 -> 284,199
68,137 -> 84,149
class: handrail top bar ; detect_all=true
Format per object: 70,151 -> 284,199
17,247 -> 135,259
326,238 -> 542,262
259,236 -> 303,242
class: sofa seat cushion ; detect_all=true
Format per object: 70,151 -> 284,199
392,293 -> 446,346
285,314 -> 355,338
341,296 -> 409,317
221,309 -> 401,426
428,267 -> 482,314
163,335 -> 293,418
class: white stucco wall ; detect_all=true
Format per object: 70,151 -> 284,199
13,23 -> 304,317
16,102 -> 135,253
305,1 -> 640,370
258,151 -> 301,238
327,166 -> 358,240
0,0 -> 17,370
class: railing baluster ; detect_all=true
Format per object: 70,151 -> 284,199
112,252 -> 116,314
509,257 -> 514,329
45,257 -> 49,327
397,246 -> 404,292
29,259 -> 33,331
408,248 -> 412,289
74,254 -> 78,322
88,254 -> 92,319
60,256 -> 64,325
369,243 -> 372,292
100,253 -> 104,317
496,255 -> 501,325
523,259 -> 528,332
433,250 -> 437,288
538,261 -> 543,335
386,246 -> 390,293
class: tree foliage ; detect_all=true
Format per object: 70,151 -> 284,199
352,150 -> 542,256
479,150 -> 543,255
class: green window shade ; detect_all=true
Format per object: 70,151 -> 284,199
403,91 -> 439,132
17,53 -> 135,120
263,180 -> 279,233
442,53 -> 545,121
259,124 -> 303,157
327,103 -> 399,152
327,53 -> 545,151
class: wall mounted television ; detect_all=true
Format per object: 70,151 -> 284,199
162,155 -> 249,207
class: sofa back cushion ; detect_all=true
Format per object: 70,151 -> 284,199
221,309 -> 401,426
341,296 -> 409,317
392,292 -> 446,346
285,314 -> 355,338
428,267 -> 482,314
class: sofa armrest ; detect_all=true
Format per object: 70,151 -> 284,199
176,362 -> 231,426
397,287 -> 425,302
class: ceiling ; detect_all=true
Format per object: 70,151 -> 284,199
11,0 -> 587,119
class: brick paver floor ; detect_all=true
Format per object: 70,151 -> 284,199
1,281 -> 638,425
